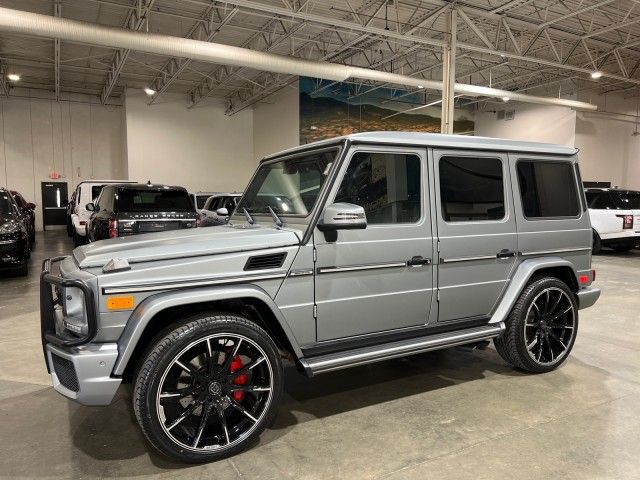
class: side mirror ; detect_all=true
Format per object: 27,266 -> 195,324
216,207 -> 229,216
26,202 -> 36,210
85,203 -> 95,212
317,203 -> 367,241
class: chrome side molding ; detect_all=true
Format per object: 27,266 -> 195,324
302,323 -> 505,376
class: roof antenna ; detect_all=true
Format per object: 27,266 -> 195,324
243,207 -> 255,225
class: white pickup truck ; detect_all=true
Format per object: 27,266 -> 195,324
586,188 -> 640,253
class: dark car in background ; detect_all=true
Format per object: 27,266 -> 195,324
0,188 -> 31,276
10,190 -> 36,243
86,183 -> 198,242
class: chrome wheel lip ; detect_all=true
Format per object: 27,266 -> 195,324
523,287 -> 576,367
156,332 -> 274,453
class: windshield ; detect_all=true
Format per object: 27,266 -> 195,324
0,192 -> 14,215
196,195 -> 209,209
116,189 -> 194,212
612,191 -> 640,209
237,149 -> 337,216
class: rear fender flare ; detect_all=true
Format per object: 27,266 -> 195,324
489,257 -> 579,325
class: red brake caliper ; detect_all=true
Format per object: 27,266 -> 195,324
230,355 -> 247,402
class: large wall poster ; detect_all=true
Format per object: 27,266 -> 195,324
299,77 -> 474,144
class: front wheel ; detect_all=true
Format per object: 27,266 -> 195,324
494,277 -> 578,373
133,313 -> 284,463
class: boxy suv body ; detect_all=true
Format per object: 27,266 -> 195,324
40,133 -> 600,463
585,188 -> 640,253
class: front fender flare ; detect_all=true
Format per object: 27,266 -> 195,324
112,284 -> 302,375
489,257 -> 579,325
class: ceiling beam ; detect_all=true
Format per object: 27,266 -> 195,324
100,0 -> 155,104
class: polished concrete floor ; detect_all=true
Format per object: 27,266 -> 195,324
1,231 -> 638,479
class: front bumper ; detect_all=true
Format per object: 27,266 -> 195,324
0,238 -> 28,266
46,342 -> 121,406
577,286 -> 601,310
41,256 -> 120,406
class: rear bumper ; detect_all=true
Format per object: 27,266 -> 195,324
46,342 -> 121,406
577,286 -> 601,310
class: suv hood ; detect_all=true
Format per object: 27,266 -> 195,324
73,224 -> 302,268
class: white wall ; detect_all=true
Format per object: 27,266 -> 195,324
253,85 -> 299,160
0,89 -> 125,230
124,89 -> 254,192
575,94 -> 640,190
474,102 -> 577,146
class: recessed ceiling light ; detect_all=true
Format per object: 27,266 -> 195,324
144,87 -> 156,96
590,71 -> 603,80
502,96 -> 510,102
417,85 -> 424,89
7,73 -> 20,82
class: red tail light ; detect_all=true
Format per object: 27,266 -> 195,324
616,214 -> 633,229
108,218 -> 118,238
79,220 -> 86,226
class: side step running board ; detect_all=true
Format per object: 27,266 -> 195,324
301,323 -> 505,376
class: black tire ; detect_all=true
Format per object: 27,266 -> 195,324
66,219 -> 73,237
16,261 -> 28,277
592,230 -> 602,254
494,277 -> 578,373
73,232 -> 86,247
133,313 -> 284,463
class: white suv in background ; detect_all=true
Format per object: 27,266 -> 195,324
68,180 -> 135,246
586,188 -> 640,253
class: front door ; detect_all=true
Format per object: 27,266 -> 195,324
41,182 -> 68,230
314,146 -> 434,341
433,149 -> 518,323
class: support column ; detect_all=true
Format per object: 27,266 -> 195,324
441,8 -> 457,134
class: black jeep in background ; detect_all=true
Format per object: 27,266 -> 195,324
0,188 -> 31,276
86,183 -> 198,242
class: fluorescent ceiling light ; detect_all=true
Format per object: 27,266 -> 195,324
144,87 -> 156,96
417,85 -> 424,89
7,73 -> 20,81
590,71 -> 603,80
502,96 -> 510,102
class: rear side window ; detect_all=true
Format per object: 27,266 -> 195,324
612,191 -> 640,209
335,151 -> 421,224
517,161 -> 580,218
439,156 -> 505,222
586,192 -> 615,209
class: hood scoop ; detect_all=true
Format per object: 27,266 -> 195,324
244,252 -> 287,271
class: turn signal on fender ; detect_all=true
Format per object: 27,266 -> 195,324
106,296 -> 134,310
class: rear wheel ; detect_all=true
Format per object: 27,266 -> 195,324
592,230 -> 602,254
133,313 -> 283,463
494,277 -> 578,373
73,232 -> 86,247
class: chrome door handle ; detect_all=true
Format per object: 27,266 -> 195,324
496,249 -> 516,259
407,256 -> 431,266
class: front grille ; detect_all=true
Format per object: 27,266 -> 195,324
244,252 -> 287,271
51,354 -> 79,392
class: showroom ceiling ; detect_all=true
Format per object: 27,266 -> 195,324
1,0 -> 640,112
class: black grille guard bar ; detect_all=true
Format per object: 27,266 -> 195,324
40,256 -> 98,351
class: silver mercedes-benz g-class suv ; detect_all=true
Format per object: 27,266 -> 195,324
41,132 -> 600,463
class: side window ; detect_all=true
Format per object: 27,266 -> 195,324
334,151 -> 421,224
517,161 -> 580,218
587,192 -> 614,209
439,156 -> 505,222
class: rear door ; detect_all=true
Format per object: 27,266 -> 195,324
433,149 -> 518,323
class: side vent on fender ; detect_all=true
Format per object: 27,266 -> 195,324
244,252 -> 287,271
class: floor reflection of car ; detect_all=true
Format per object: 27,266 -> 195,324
199,192 -> 241,227
0,188 -> 31,276
86,183 -> 198,241
9,190 -> 36,243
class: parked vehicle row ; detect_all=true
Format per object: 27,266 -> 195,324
40,132 -> 600,463
199,192 -> 241,226
0,188 -> 34,276
586,188 -> 640,253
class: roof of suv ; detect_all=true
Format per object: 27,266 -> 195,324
263,132 -> 578,160
109,183 -> 188,191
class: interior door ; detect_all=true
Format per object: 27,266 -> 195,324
314,146 -> 434,341
433,149 -> 517,323
41,182 -> 68,230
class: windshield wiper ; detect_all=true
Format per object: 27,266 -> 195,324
267,206 -> 283,228
243,207 -> 255,225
